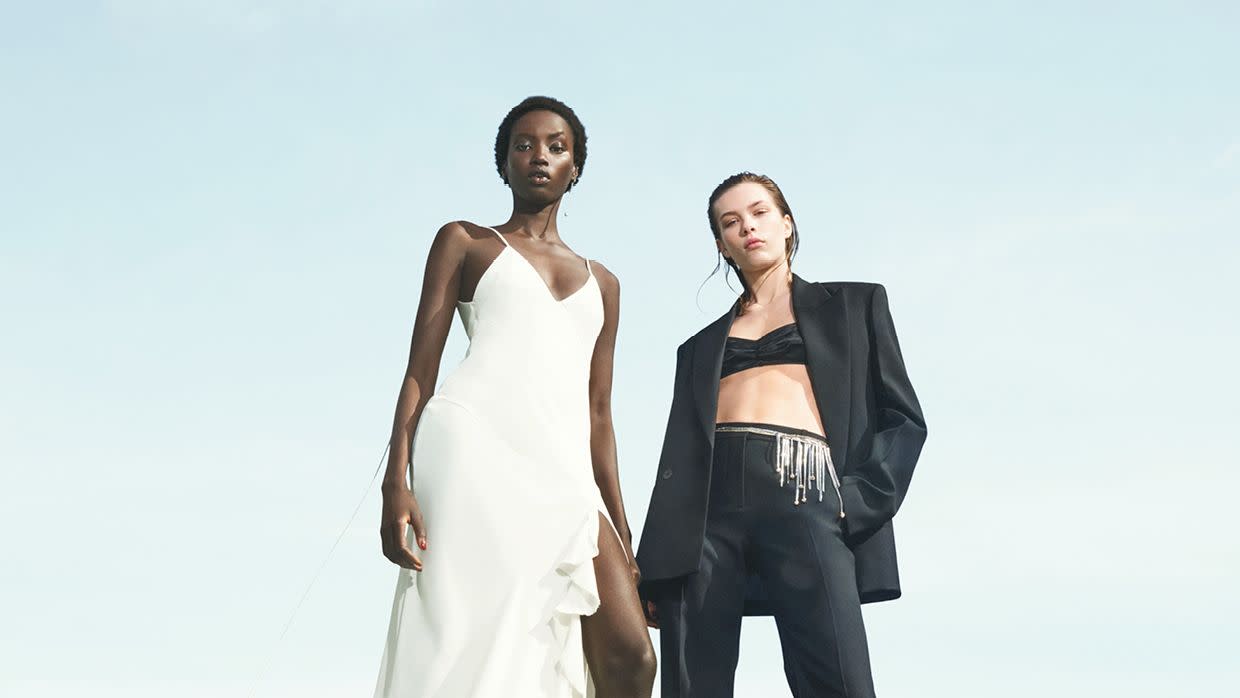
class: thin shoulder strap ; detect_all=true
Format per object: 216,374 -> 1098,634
485,226 -> 510,247
585,258 -> 593,278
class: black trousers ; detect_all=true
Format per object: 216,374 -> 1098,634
658,424 -> 876,698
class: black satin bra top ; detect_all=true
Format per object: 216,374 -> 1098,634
720,323 -> 807,379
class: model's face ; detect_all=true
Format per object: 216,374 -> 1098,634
504,110 -> 577,204
712,181 -> 793,273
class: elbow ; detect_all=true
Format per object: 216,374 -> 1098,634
405,365 -> 437,388
911,409 -> 927,437
403,366 -> 440,405
911,397 -> 927,437
589,399 -> 613,429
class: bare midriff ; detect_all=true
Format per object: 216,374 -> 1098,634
714,363 -> 826,437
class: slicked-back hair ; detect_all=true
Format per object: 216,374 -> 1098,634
707,172 -> 800,311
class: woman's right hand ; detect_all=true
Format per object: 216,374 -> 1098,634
380,484 -> 427,571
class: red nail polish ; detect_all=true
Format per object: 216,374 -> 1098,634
419,539 -> 427,550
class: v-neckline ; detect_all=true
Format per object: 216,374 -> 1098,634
492,234 -> 595,304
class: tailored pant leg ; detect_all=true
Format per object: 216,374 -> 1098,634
750,504 -> 875,698
658,515 -> 747,698
660,432 -> 750,698
738,430 -> 875,698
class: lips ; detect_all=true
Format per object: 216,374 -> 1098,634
528,170 -> 551,184
744,239 -> 765,250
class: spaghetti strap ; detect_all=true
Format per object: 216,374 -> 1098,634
485,226 -> 510,247
585,258 -> 593,278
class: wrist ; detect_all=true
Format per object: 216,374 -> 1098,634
605,517 -> 632,545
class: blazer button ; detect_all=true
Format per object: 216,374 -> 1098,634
662,469 -> 673,480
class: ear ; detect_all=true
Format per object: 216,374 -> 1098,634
716,238 -> 730,259
783,214 -> 793,239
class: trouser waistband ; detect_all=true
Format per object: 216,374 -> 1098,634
715,421 -> 828,443
711,422 -> 842,515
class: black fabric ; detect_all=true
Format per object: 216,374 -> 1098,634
657,428 -> 875,698
720,322 -> 807,378
637,277 -> 925,609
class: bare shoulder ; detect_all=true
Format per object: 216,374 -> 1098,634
589,259 -> 619,296
426,220 -> 470,255
427,220 -> 506,261
436,220 -> 504,246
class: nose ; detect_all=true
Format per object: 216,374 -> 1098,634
529,145 -> 549,165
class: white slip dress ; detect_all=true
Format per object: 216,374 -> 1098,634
374,227 -> 617,698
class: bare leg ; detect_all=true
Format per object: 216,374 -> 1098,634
581,513 -> 657,697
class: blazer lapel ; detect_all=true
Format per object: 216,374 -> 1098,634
792,275 -> 852,468
691,302 -> 738,445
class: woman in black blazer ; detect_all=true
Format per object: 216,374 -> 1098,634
635,172 -> 927,697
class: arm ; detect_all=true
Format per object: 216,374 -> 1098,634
838,283 -> 928,545
585,262 -> 639,576
639,340 -> 694,628
378,222 -> 471,570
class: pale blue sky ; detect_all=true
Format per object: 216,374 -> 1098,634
2,1 -> 1238,696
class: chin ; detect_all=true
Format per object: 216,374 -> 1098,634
740,252 -> 785,270
514,187 -> 562,205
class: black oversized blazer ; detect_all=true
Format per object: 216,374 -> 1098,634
635,276 -> 927,612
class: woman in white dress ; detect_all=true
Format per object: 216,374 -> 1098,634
374,96 -> 656,698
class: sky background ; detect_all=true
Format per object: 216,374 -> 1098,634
2,1 -> 1239,696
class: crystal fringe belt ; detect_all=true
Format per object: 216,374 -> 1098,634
714,424 -> 845,518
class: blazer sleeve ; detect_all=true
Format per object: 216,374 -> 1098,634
839,283 -> 927,545
635,340 -> 698,584
655,341 -> 696,479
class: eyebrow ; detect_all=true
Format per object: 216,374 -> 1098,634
717,200 -> 769,219
512,131 -> 568,140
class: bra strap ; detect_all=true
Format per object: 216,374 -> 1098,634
485,226 -> 510,247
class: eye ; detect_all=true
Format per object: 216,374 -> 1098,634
722,218 -> 737,228
550,142 -> 567,153
514,142 -> 531,151
755,208 -> 769,216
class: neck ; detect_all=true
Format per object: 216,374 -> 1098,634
741,260 -> 791,307
506,196 -> 563,240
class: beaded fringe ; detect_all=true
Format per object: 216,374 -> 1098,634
715,425 -> 845,518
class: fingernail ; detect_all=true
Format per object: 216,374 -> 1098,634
419,539 -> 427,550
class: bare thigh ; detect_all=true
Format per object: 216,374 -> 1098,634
581,512 -> 654,667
